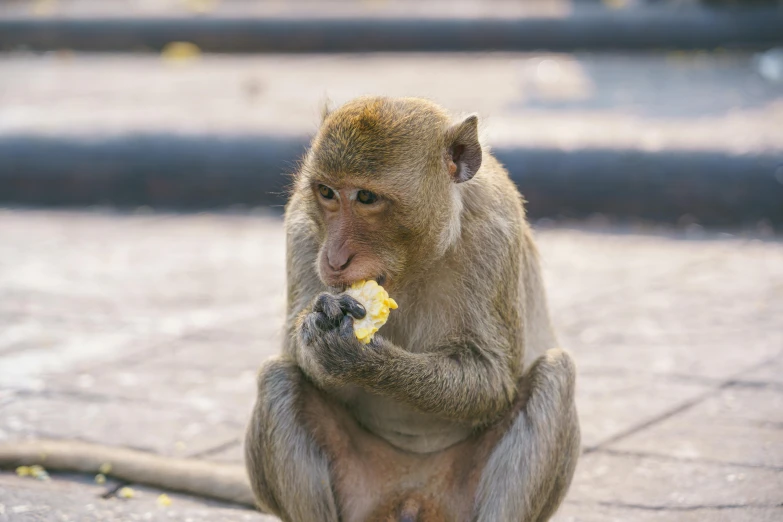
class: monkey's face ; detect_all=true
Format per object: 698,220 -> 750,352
310,178 -> 408,291
302,97 -> 482,292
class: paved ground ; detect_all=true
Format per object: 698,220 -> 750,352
0,209 -> 781,520
0,0 -> 674,20
1,51 -> 781,154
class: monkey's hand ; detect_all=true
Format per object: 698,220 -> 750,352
297,292 -> 369,387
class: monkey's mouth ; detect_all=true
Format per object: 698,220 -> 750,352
335,274 -> 387,293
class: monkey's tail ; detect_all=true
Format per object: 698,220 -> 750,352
0,439 -> 257,508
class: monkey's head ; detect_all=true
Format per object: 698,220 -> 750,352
296,97 -> 482,291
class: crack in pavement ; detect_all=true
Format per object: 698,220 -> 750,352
567,499 -> 783,512
593,448 -> 783,472
583,352 -> 783,454
188,438 -> 242,460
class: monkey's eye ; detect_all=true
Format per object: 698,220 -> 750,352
318,184 -> 335,200
356,190 -> 378,205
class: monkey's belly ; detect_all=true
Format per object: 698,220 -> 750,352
346,390 -> 473,454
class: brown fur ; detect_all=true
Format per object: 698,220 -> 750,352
246,97 -> 580,521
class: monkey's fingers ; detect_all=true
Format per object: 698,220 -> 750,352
301,311 -> 332,344
313,293 -> 344,324
339,314 -> 355,340
338,295 -> 366,319
0,439 -> 257,508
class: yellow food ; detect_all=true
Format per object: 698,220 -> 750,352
118,487 -> 135,499
94,473 -> 106,484
99,462 -> 112,474
16,465 -> 49,480
183,0 -> 218,13
157,494 -> 173,507
161,42 -> 202,62
344,280 -> 398,344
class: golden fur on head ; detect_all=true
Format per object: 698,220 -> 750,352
295,97 -> 479,290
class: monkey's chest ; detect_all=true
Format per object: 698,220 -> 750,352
343,389 -> 473,454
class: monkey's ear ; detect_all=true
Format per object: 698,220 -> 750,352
320,98 -> 333,123
446,115 -> 482,183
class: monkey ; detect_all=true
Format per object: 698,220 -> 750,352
244,96 -> 580,522
0,96 -> 579,522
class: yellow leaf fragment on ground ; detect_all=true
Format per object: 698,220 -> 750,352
118,487 -> 135,499
157,494 -> 172,507
161,42 -> 202,62
32,0 -> 57,16
94,473 -> 106,484
99,462 -> 112,474
183,0 -> 218,14
344,280 -> 398,344
17,465 -> 50,480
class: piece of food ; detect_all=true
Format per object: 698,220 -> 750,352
157,494 -> 172,507
161,42 -> 202,62
344,280 -> 398,344
99,462 -> 112,474
118,487 -> 135,499
94,473 -> 106,484
16,465 -> 49,480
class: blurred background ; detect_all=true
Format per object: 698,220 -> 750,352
1,1 -> 782,521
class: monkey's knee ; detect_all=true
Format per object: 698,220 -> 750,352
526,348 -> 577,406
245,357 -> 340,521
244,357 -> 305,514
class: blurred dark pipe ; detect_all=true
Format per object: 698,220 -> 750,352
1,134 -> 781,226
1,9 -> 783,52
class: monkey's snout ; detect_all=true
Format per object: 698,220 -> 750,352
328,253 -> 354,272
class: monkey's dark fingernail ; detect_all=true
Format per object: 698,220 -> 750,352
339,295 -> 366,319
351,302 -> 366,319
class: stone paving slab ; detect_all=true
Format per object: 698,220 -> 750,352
564,451 -> 783,512
554,504 -> 783,522
742,360 -> 783,387
0,395 -> 242,457
541,229 -> 783,380
607,387 -> 783,468
1,52 -> 781,154
574,372 -> 710,449
47,322 -> 282,423
0,472 -> 273,522
0,0 -> 569,20
0,210 -> 781,521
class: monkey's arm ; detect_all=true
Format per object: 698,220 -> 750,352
0,439 -> 256,507
296,292 -> 517,423
349,336 -> 518,423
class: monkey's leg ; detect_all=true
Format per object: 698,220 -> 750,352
473,349 -> 580,522
245,357 -> 340,522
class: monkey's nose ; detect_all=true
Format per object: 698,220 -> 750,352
328,252 -> 354,272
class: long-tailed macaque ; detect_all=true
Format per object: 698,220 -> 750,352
245,97 -> 580,521
0,97 -> 579,522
